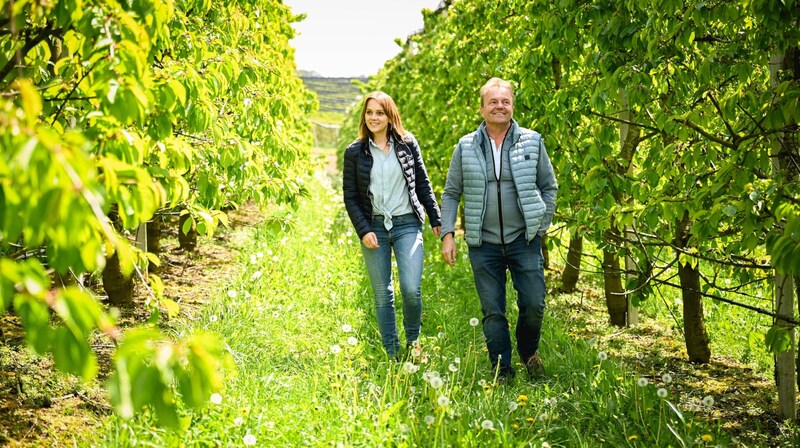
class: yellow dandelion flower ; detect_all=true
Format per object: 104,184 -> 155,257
512,424 -> 520,430
526,417 -> 535,422
701,434 -> 713,442
518,395 -> 528,401
628,435 -> 638,441
437,325 -> 443,330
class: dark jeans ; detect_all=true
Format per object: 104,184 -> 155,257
468,234 -> 546,369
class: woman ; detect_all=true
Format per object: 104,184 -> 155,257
343,91 -> 442,358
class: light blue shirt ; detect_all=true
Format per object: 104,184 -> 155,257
369,138 -> 413,229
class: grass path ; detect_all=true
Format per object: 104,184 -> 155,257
95,156 -> 729,447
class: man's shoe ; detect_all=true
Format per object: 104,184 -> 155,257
525,353 -> 545,379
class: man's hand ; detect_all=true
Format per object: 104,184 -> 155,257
441,233 -> 457,267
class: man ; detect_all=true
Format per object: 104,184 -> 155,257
440,77 -> 558,382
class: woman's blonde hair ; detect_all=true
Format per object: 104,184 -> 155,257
357,91 -> 407,142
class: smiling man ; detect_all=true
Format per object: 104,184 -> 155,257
440,77 -> 558,383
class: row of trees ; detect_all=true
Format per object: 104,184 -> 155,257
348,0 -> 799,419
1,0 -> 315,426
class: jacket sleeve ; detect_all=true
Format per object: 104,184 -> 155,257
440,143 -> 464,238
536,139 -> 558,235
343,145 -> 372,239
409,136 -> 442,228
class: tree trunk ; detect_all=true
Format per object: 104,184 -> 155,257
102,250 -> 133,306
178,213 -> 197,252
674,211 -> 711,363
619,88 -> 641,325
770,49 -> 798,421
678,260 -> 711,362
560,232 -> 582,292
603,230 -> 627,326
147,215 -> 162,254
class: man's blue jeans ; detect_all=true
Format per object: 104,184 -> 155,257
468,234 -> 546,369
361,214 -> 424,356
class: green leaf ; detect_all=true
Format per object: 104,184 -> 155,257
766,325 -> 793,354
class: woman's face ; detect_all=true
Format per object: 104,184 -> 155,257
364,99 -> 389,136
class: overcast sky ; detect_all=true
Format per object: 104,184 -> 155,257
283,0 -> 442,78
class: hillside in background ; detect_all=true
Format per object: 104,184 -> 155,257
300,75 -> 366,115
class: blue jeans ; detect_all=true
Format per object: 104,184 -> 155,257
468,234 -> 546,369
361,214 -> 424,356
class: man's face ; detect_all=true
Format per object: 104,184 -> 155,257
480,86 -> 514,127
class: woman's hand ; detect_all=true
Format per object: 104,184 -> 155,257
362,232 -> 379,249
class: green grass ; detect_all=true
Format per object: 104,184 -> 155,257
92,170 -> 731,447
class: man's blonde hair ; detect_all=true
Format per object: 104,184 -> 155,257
480,77 -> 514,106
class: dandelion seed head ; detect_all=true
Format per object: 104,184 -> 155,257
243,434 -> 256,446
454,357 -> 461,364
227,290 -> 238,298
341,324 -> 352,332
662,373 -> 673,384
424,415 -> 435,425
430,377 -> 444,389
448,364 -> 458,372
637,377 -> 649,387
347,337 -> 358,346
598,351 -> 608,361
233,417 -> 244,426
508,401 -> 519,411
256,252 -> 264,258
437,395 -> 450,407
209,393 -> 222,405
469,317 -> 480,327
481,419 -> 494,430
657,388 -> 668,398
251,271 -> 262,280
330,344 -> 341,354
209,315 -> 218,323
702,395 -> 715,407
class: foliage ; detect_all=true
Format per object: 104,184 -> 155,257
0,0 -> 314,426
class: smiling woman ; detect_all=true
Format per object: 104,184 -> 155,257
284,0 -> 442,77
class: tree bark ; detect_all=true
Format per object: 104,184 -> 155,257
603,229 -> 627,326
102,250 -> 133,306
560,231 -> 582,292
674,212 -> 711,363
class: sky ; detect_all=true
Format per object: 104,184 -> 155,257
283,0 -> 442,78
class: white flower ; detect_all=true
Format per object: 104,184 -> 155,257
424,415 -> 435,425
250,271 -> 262,280
481,419 -> 494,430
347,336 -> 358,346
209,315 -> 218,323
233,417 -> 244,426
209,393 -> 222,405
508,401 -> 519,411
437,395 -> 450,407
430,377 -> 444,389
403,362 -> 419,373
227,290 -> 238,298
341,324 -> 352,333
454,357 -> 461,364
657,388 -> 668,398
272,311 -> 280,318
637,377 -> 649,387
256,251 -> 264,258
330,344 -> 341,354
661,373 -> 673,384
597,351 -> 608,361
243,434 -> 257,446
702,395 -> 715,407
469,317 -> 480,327
448,364 -> 458,372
